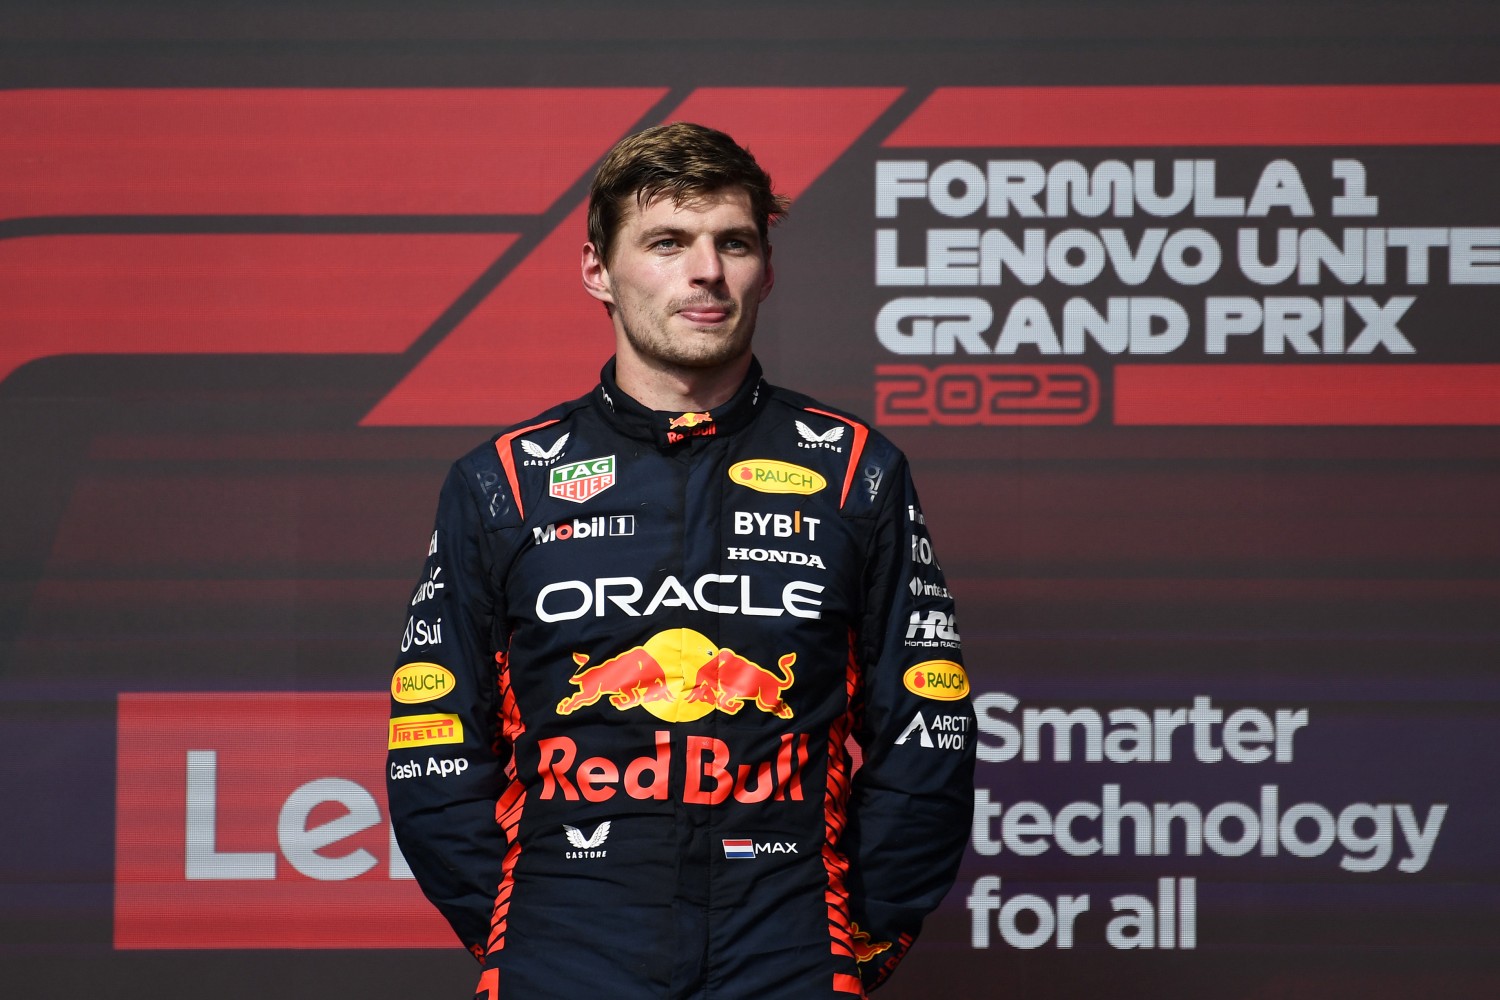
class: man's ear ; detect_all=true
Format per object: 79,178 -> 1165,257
759,243 -> 775,302
581,242 -> 614,306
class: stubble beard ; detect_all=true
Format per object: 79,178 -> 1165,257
617,295 -> 757,372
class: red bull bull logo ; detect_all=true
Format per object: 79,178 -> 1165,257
556,646 -> 672,714
666,410 -> 715,443
667,411 -> 712,430
558,629 -> 796,722
686,648 -> 795,719
851,924 -> 893,964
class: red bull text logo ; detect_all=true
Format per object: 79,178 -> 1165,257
537,729 -> 810,805
666,411 -> 716,444
557,628 -> 796,722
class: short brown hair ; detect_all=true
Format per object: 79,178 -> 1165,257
586,122 -> 790,263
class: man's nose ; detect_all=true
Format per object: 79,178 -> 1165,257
686,238 -> 725,284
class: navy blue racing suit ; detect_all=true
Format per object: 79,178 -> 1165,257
387,358 -> 974,998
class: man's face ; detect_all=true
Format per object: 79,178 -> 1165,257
582,186 -> 774,374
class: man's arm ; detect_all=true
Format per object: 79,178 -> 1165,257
845,455 -> 976,992
387,460 -> 510,960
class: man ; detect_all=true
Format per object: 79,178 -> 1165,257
387,122 -> 974,999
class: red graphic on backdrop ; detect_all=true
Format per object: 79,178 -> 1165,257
115,692 -> 451,949
0,234 -> 508,386
361,87 -> 903,425
1114,364 -> 1500,425
2,88 -> 666,217
875,364 -> 1098,426
0,86 -> 898,428
7,86 -> 1497,426
883,84 -> 1500,147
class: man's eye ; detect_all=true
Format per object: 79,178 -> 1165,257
651,238 -> 679,250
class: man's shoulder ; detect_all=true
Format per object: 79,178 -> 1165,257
454,394 -> 594,467
445,391 -> 596,523
760,382 -> 908,518
763,383 -> 905,467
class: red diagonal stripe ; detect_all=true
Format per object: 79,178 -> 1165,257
884,85 -> 1500,147
0,234 -> 508,384
1114,364 -> 1500,425
2,88 -> 667,218
363,87 -> 903,427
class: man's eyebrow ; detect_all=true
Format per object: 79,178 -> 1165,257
634,223 -> 761,243
717,225 -> 761,242
636,224 -> 685,241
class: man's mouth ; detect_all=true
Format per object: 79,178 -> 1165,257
676,301 -> 733,325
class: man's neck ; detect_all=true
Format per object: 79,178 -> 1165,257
612,353 -> 752,412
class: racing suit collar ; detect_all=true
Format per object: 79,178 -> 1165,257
594,356 -> 768,448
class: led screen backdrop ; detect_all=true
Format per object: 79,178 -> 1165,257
2,2 -> 1498,997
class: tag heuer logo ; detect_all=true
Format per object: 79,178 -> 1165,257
550,455 -> 616,503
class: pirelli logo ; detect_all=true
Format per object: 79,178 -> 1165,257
387,713 -> 463,749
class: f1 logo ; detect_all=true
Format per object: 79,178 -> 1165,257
4,87 -> 900,426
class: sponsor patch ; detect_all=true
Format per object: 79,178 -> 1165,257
549,455 -> 616,503
906,609 -> 961,648
564,822 -> 611,858
391,662 -> 456,704
390,756 -> 470,780
902,660 -> 970,701
533,514 -> 634,546
795,419 -> 846,451
728,460 -> 826,496
895,709 -> 970,749
388,713 -> 463,749
521,432 -> 570,467
401,615 -> 442,652
410,565 -> 443,606
909,576 -> 950,598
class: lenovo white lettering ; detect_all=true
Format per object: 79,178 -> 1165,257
184,750 -> 413,882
